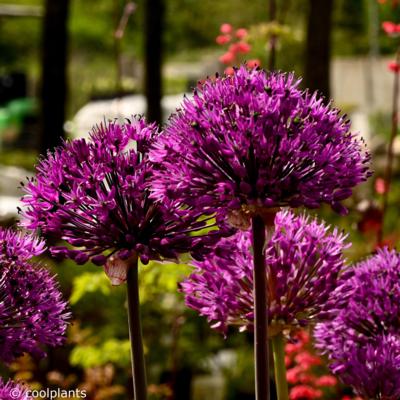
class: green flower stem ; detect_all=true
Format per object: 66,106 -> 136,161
127,257 -> 147,400
251,215 -> 270,400
272,332 -> 289,400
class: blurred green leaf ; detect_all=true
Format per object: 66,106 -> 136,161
70,271 -> 111,304
70,339 -> 131,368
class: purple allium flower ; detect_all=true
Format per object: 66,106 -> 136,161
0,228 -> 45,261
149,66 -> 371,219
21,118 -> 230,267
181,210 -> 347,335
335,334 -> 400,400
0,228 -> 70,364
0,378 -> 32,400
314,248 -> 400,399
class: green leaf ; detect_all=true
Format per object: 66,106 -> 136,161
70,271 -> 111,304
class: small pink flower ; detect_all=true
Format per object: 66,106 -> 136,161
375,177 -> 388,194
220,23 -> 232,34
299,372 -> 314,384
237,41 -> 251,54
388,60 -> 400,73
290,385 -> 322,400
236,28 -> 248,39
229,43 -> 240,54
247,59 -> 261,68
287,367 -> 302,384
382,21 -> 400,35
224,66 -> 235,76
315,375 -> 337,387
298,331 -> 311,344
216,34 -> 231,45
285,355 -> 291,367
382,21 -> 397,34
295,351 -> 322,369
286,343 -> 300,355
219,51 -> 235,65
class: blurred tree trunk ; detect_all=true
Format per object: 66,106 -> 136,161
144,0 -> 164,124
268,0 -> 277,70
304,0 -> 334,99
40,0 -> 69,154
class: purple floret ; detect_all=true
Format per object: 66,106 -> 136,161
21,118 -> 232,266
181,210 -> 347,335
0,228 -> 45,261
149,66 -> 371,218
0,378 -> 32,400
315,248 -> 400,399
0,228 -> 70,364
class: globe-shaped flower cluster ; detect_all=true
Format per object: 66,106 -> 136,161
181,210 -> 347,335
0,228 -> 70,363
150,66 -> 371,219
21,118 -> 230,267
315,248 -> 400,400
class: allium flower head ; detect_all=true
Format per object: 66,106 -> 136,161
0,229 -> 70,363
150,66 -> 371,220
181,210 -> 347,335
315,248 -> 400,399
0,228 -> 45,261
0,378 -> 32,400
21,118 -> 229,267
336,334 -> 400,400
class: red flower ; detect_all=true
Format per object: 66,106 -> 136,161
228,43 -> 240,54
382,21 -> 397,34
382,21 -> 400,35
315,375 -> 338,387
247,59 -> 261,68
295,351 -> 322,369
216,34 -> 231,45
297,330 -> 311,345
236,41 -> 251,54
285,355 -> 291,367
224,67 -> 235,76
236,28 -> 248,39
219,51 -> 235,65
220,23 -> 232,34
388,61 -> 400,73
299,373 -> 314,384
290,385 -> 322,400
287,367 -> 302,384
286,343 -> 300,354
375,177 -> 388,194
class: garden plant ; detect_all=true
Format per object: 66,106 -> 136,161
3,1 -> 400,399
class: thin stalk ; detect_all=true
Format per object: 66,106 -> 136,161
127,258 -> 147,400
252,215 -> 269,400
272,332 -> 289,400
378,47 -> 400,244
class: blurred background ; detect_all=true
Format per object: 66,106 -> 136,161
0,0 -> 399,399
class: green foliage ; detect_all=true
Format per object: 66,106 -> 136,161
223,345 -> 254,399
0,0 -> 41,74
70,271 -> 111,305
333,0 -> 369,55
139,261 -> 190,303
70,339 -> 131,369
0,149 -> 37,170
